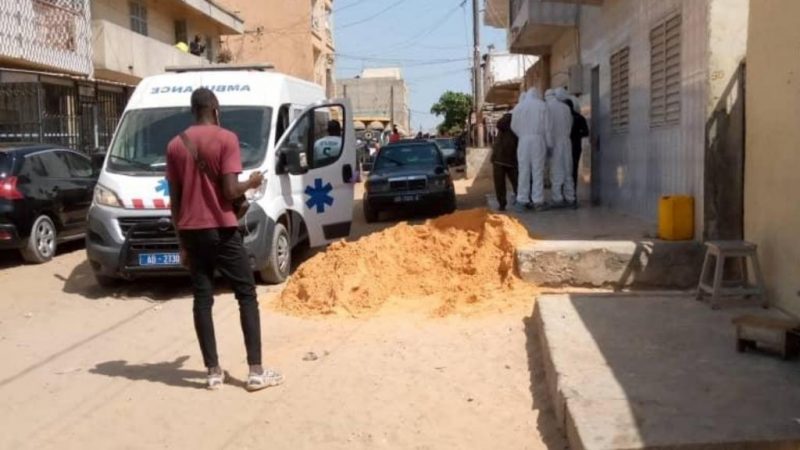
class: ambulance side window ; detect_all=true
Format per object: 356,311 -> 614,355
275,104 -> 290,144
310,105 -> 344,169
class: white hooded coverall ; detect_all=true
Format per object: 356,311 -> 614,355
511,88 -> 550,205
545,89 -> 575,204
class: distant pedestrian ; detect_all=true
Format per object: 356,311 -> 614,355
166,88 -> 283,392
544,89 -> 575,208
189,35 -> 206,56
563,99 -> 589,198
491,113 -> 519,211
389,125 -> 401,143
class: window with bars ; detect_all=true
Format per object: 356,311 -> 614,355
129,0 -> 148,36
174,20 -> 187,44
650,14 -> 681,127
610,47 -> 630,133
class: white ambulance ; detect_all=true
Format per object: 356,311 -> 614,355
86,65 -> 356,286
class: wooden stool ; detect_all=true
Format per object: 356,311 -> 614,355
696,240 -> 767,310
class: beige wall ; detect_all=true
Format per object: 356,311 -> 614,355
217,0 -> 335,94
745,0 -> 800,316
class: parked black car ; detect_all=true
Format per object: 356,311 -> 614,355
434,138 -> 465,166
0,144 -> 97,263
363,141 -> 456,223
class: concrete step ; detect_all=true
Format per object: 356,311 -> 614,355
534,293 -> 800,450
517,240 -> 705,290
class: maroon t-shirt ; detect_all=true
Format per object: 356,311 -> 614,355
166,125 -> 242,230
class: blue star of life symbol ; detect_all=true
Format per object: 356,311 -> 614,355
155,178 -> 170,196
305,178 -> 334,213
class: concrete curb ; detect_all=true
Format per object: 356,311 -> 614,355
517,240 -> 704,290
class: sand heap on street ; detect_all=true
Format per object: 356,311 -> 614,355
277,209 -> 536,317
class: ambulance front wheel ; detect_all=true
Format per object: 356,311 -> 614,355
259,222 -> 291,284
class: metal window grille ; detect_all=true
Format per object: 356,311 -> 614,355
129,0 -> 148,36
0,71 -> 130,154
650,14 -> 681,127
610,46 -> 630,133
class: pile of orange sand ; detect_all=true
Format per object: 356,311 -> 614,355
276,209 -> 537,317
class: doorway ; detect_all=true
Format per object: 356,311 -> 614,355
590,65 -> 601,205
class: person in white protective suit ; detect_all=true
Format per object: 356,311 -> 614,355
544,88 -> 575,207
511,88 -> 551,210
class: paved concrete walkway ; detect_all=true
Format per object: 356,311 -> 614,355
487,194 -> 654,240
534,293 -> 800,450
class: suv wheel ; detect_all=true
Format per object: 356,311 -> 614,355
20,215 -> 57,264
259,222 -> 291,284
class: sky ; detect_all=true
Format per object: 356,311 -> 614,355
333,0 -> 507,133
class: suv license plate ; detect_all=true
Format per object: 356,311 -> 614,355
139,253 -> 180,266
394,195 -> 419,203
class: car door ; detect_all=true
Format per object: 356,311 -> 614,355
59,151 -> 96,232
37,150 -> 84,236
275,100 -> 355,247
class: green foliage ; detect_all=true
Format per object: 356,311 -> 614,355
430,91 -> 473,136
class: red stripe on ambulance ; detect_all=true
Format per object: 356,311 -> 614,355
131,199 -> 145,209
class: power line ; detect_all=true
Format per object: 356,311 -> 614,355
337,0 -> 409,30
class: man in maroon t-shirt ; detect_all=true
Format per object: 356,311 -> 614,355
166,88 -> 283,391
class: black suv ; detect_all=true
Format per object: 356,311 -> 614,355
0,144 -> 96,263
363,141 -> 456,223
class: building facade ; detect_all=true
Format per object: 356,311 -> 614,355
92,0 -> 244,85
488,0 -> 749,239
0,0 -> 243,153
337,68 -> 410,135
745,0 -> 800,316
216,0 -> 336,96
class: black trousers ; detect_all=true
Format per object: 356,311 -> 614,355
180,228 -> 261,368
571,141 -> 582,194
493,163 -> 519,208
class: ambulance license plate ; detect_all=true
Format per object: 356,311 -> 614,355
138,253 -> 180,266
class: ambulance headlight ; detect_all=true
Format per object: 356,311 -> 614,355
94,184 -> 123,208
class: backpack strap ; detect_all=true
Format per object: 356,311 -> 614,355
179,131 -> 213,178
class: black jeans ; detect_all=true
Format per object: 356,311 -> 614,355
571,141 -> 582,194
180,228 -> 261,368
493,163 -> 519,208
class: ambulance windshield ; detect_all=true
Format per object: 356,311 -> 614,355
106,106 -> 272,175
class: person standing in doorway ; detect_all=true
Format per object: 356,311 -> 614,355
491,113 -> 519,211
189,35 -> 206,56
166,88 -> 283,391
563,99 -> 589,201
544,89 -> 575,208
389,125 -> 401,143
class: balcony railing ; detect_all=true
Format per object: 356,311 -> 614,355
0,0 -> 92,75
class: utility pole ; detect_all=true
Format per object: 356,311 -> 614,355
389,84 -> 395,133
472,0 -> 485,147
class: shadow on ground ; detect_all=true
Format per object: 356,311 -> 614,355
59,259 -> 195,301
0,240 -> 85,272
89,355 -> 247,390
534,293 -> 800,449
523,315 -> 571,450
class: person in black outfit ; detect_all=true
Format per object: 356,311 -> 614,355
491,113 -> 519,211
563,99 -> 589,196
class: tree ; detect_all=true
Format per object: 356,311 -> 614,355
430,91 -> 473,136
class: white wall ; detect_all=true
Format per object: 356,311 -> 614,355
577,0 -> 710,234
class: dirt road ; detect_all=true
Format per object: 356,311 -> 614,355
0,177 -> 566,450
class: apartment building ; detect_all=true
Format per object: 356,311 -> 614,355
487,0 -> 749,240
336,68 -> 410,135
0,0 -> 242,153
92,0 -> 244,85
216,0 -> 336,96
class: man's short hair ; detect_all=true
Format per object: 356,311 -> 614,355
327,120 -> 342,136
191,88 -> 219,116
